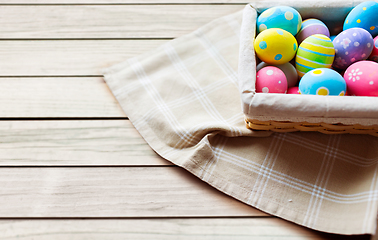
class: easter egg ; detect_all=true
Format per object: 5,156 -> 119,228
369,35 -> 378,62
295,34 -> 335,78
299,68 -> 346,96
332,28 -> 374,70
343,1 -> 378,37
329,35 -> 337,42
287,86 -> 300,94
257,6 -> 302,36
256,66 -> 288,93
256,62 -> 298,88
344,60 -> 378,96
254,28 -> 298,65
296,18 -> 330,45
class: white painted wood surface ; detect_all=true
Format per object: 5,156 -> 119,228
0,219 -> 354,240
0,1 -> 370,239
0,5 -> 243,39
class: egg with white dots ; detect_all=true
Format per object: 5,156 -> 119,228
256,62 -> 298,88
332,28 -> 374,70
343,1 -> 378,37
344,60 -> 378,96
299,68 -> 346,96
257,6 -> 302,36
256,66 -> 288,93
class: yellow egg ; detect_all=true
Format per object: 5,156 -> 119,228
254,28 -> 298,64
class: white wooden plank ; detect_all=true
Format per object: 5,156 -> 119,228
0,218 -> 360,240
0,40 -> 166,76
0,167 -> 267,217
0,1 -> 249,3
0,77 -> 125,117
0,120 -> 170,166
0,5 -> 243,39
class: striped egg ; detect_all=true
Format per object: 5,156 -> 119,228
295,34 -> 335,78
296,18 -> 330,45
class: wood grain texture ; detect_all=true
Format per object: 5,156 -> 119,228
0,5 -> 243,39
0,219 -> 368,240
0,1 -> 249,3
0,40 -> 166,76
0,120 -> 170,166
0,0 -> 372,239
0,167 -> 266,217
0,77 -> 125,117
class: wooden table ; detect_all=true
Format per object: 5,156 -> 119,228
0,0 -> 372,239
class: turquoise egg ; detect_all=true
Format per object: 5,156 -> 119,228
257,6 -> 302,36
343,1 -> 378,37
298,68 -> 346,96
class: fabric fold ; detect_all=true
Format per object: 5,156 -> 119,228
103,8 -> 378,235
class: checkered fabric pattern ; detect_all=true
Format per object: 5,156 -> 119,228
103,9 -> 378,235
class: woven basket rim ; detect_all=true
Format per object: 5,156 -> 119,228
245,118 -> 378,136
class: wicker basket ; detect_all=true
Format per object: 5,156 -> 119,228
238,0 -> 378,135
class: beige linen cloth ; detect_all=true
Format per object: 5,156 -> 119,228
103,5 -> 378,236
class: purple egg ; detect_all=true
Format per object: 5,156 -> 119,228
332,27 -> 374,70
296,18 -> 330,45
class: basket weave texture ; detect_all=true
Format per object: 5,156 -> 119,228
246,118 -> 378,136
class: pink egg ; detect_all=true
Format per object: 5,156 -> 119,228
369,36 -> 378,62
287,86 -> 300,94
343,60 -> 378,96
256,66 -> 288,93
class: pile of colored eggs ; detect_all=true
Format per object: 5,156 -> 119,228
253,1 -> 378,97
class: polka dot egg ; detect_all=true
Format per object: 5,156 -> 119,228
369,35 -> 378,62
256,62 -> 298,88
332,28 -> 374,70
343,1 -> 378,37
344,60 -> 378,96
254,28 -> 298,65
299,68 -> 346,96
256,66 -> 288,93
296,18 -> 330,45
295,34 -> 335,78
257,6 -> 302,36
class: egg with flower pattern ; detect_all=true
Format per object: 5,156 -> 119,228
344,60 -> 378,96
295,34 -> 335,78
332,28 -> 374,70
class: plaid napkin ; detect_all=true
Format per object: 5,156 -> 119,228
103,9 -> 378,235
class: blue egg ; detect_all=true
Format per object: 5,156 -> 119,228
343,1 -> 378,37
329,35 -> 337,42
299,68 -> 346,96
257,6 -> 302,36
